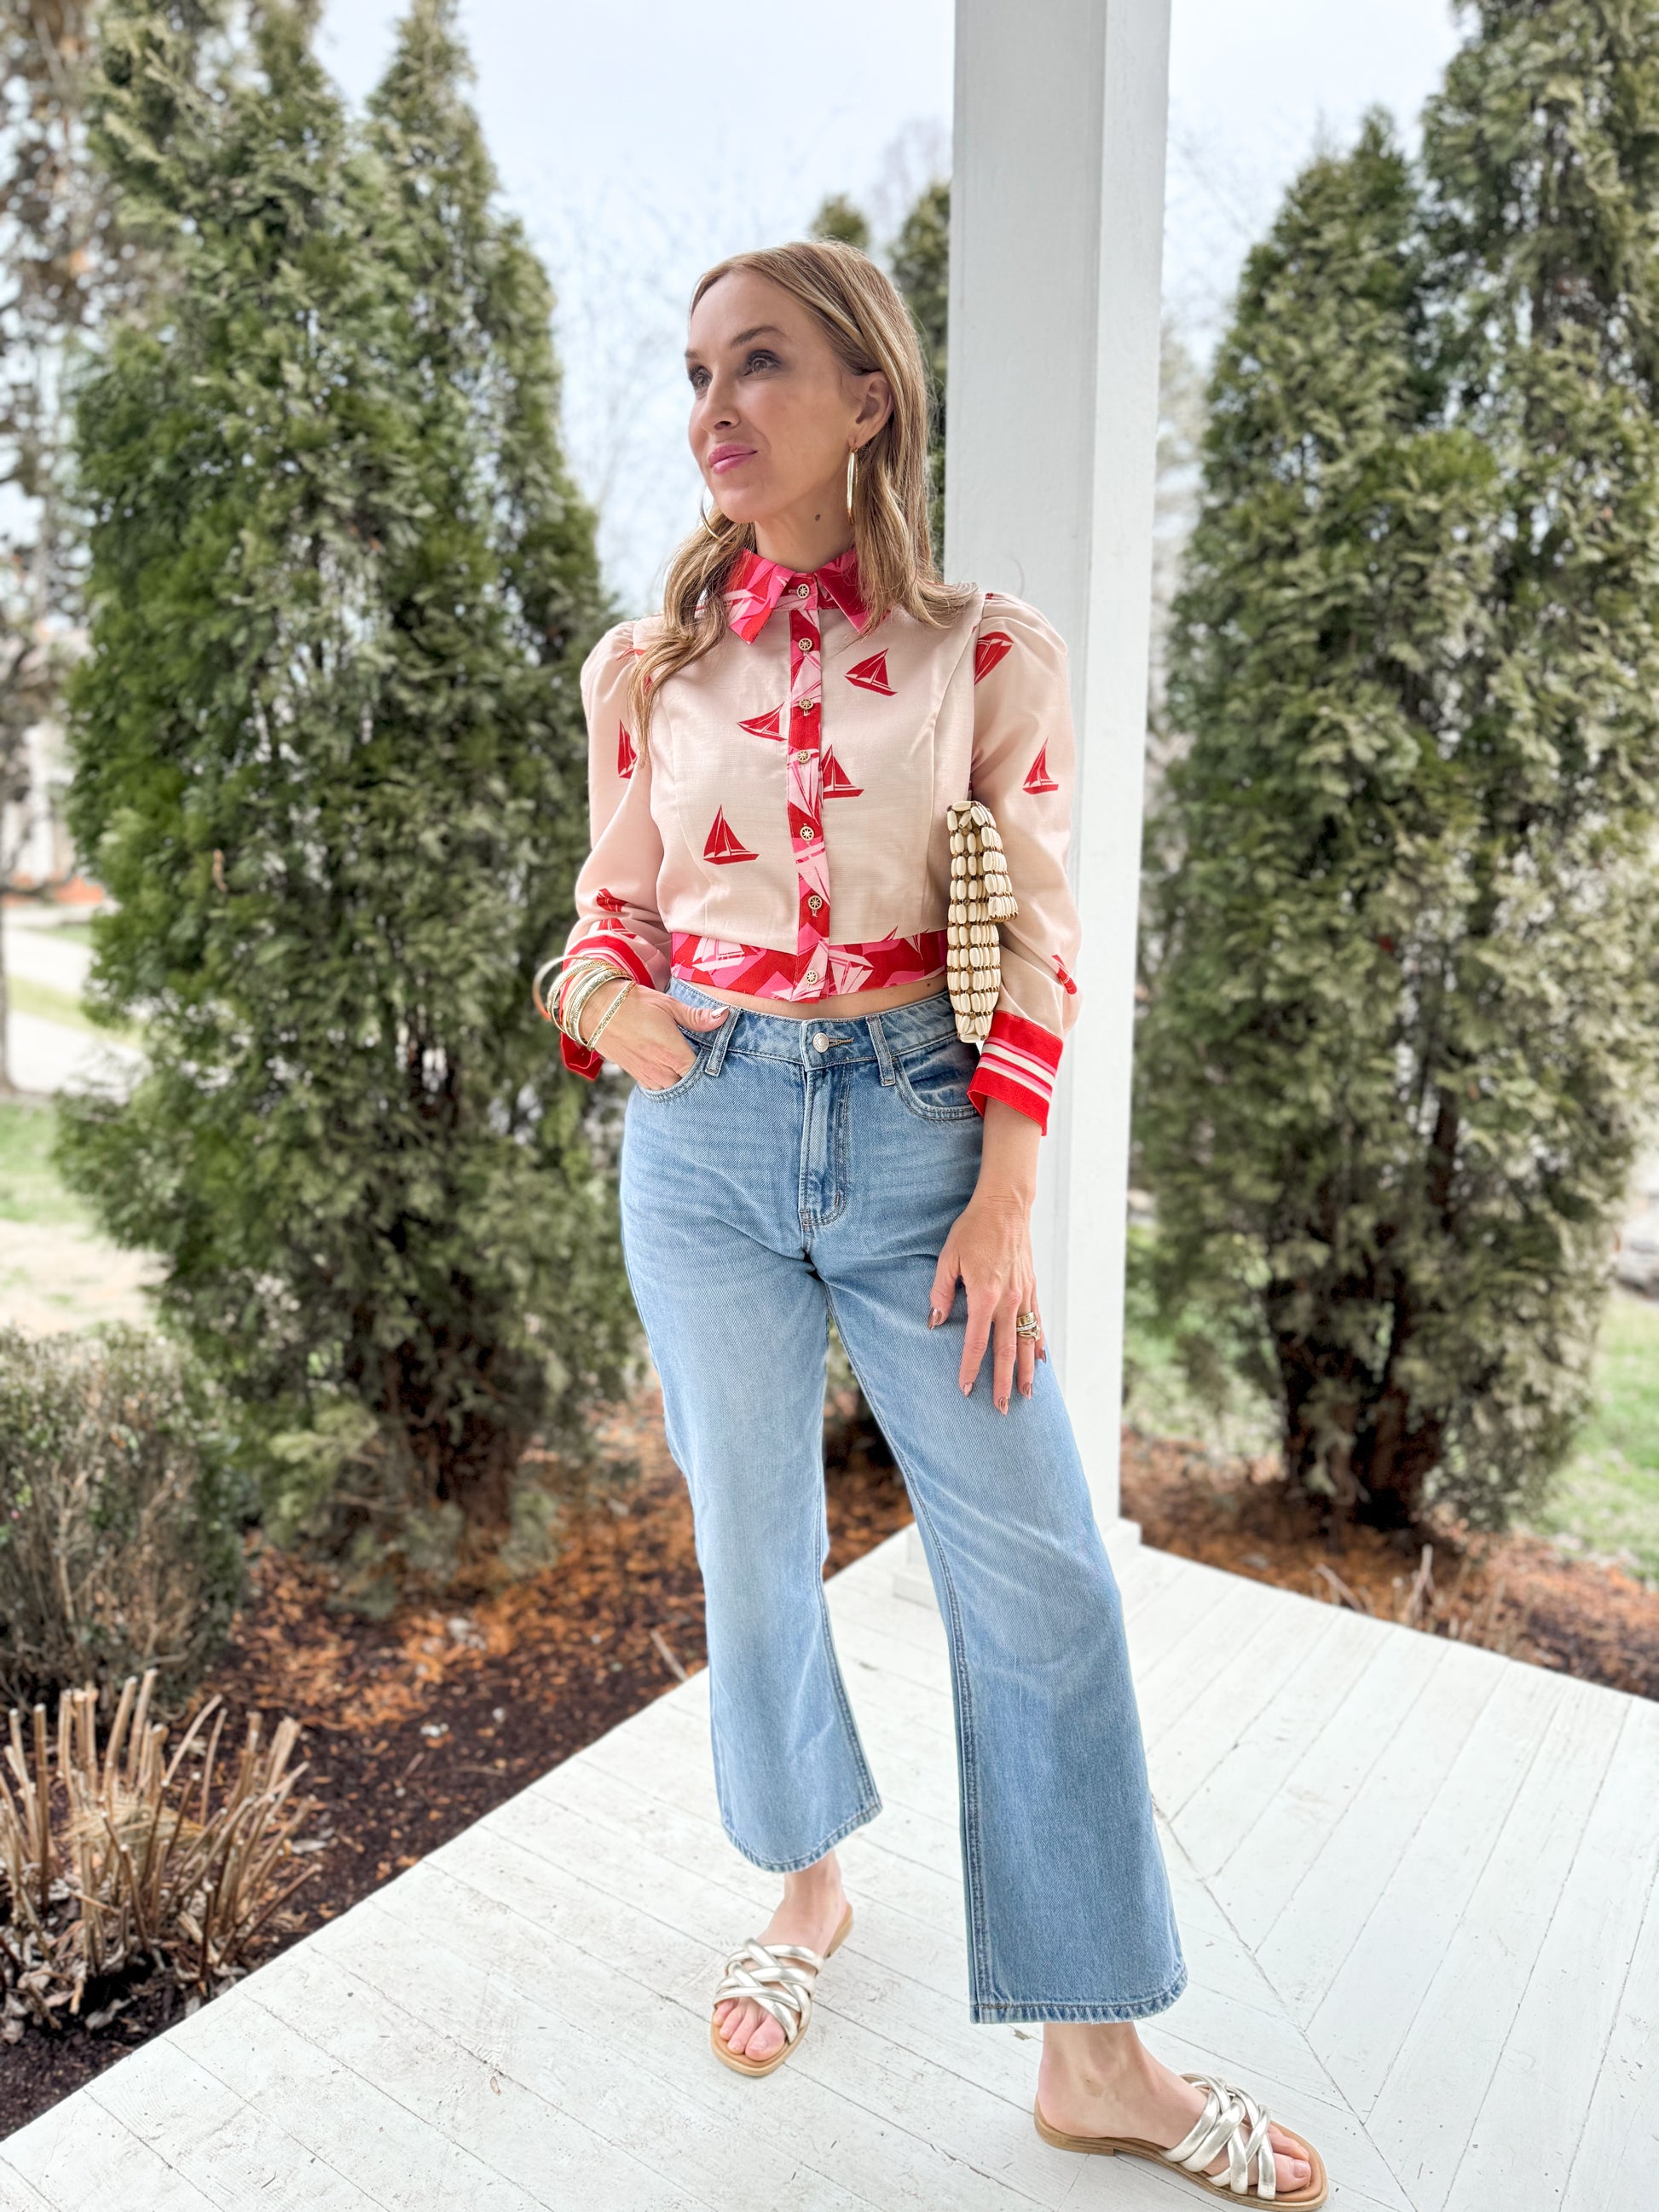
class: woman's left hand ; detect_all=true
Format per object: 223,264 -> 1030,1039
928,1189 -> 1043,1413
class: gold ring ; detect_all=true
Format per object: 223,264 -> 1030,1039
1015,1311 -> 1041,1341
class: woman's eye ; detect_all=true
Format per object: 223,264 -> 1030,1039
743,350 -> 778,374
688,366 -> 709,390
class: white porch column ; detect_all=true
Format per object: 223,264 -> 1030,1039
894,0 -> 1171,1602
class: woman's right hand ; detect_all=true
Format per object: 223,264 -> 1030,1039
581,979 -> 729,1089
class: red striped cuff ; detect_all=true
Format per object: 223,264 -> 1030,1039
967,1011 -> 1062,1134
564,925 -> 657,993
554,930 -> 656,1081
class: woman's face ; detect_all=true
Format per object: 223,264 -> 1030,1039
685,269 -> 891,534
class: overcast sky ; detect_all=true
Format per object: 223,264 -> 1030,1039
319,0 -> 1465,609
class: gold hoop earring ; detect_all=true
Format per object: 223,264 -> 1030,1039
699,491 -> 723,540
845,446 -> 857,519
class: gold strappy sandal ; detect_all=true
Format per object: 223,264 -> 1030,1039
1035,2070 -> 1329,2205
708,1901 -> 854,2079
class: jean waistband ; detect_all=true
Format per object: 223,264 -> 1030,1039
668,975 -> 960,1071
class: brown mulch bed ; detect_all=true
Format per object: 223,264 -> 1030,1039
0,1389 -> 908,2140
1120,1429 -> 1659,1702
8,1396 -> 1656,2137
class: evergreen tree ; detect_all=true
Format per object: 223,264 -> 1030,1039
0,0 -> 138,1084
60,0 -> 627,1532
808,192 -> 870,251
1140,15 -> 1659,1535
889,179 -> 948,565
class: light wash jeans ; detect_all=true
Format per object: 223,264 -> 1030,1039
619,979 -> 1187,2024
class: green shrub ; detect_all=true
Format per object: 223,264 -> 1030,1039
0,1326 -> 249,1706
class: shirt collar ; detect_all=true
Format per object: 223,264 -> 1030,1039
721,543 -> 871,642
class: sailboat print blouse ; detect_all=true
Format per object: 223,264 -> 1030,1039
558,543 -> 1082,1132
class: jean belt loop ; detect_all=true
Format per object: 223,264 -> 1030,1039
867,1009 -> 897,1086
704,1001 -> 739,1075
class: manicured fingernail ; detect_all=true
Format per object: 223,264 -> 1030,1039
961,1383 -> 972,1397
996,1396 -> 1009,1415
928,1308 -> 943,1328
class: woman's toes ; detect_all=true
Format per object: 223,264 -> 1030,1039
1269,2124 -> 1310,2190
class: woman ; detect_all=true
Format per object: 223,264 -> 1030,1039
541,240 -> 1326,2206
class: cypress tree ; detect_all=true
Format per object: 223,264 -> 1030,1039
1141,9 -> 1659,1534
60,0 -> 627,1533
889,180 -> 948,566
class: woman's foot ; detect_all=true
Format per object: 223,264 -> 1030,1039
1038,2024 -> 1313,2196
712,1851 -> 850,2065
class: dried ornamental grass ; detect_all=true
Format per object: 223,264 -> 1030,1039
0,1668 -> 316,2040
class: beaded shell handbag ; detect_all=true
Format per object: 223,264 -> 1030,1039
945,800 -> 1018,1046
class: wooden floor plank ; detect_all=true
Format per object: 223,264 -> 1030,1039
0,2163 -> 55,2212
1361,1678 -> 1627,2209
1148,1597 -> 1350,1816
87,2038 -> 382,2211
316,1881 -> 882,2212
1,2090 -> 222,2212
1249,1638 -> 1504,2019
1445,1696 -> 1659,2212
246,1938 -> 716,2210
1304,1658 -> 1572,2111
8,1527 -> 1650,2210
1170,1605 -> 1384,1846
165,1976 -> 583,2212
1561,1804 -> 1659,2212
1202,1626 -> 1449,1926
402,1838 -> 1127,2210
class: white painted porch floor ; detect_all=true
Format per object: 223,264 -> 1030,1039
3,1528 -> 1654,2212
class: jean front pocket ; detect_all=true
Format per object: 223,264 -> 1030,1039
633,1042 -> 712,1103
893,1032 -> 980,1123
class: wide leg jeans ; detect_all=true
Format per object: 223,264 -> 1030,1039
619,980 -> 1187,2024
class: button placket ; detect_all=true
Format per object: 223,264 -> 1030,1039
783,581 -> 830,998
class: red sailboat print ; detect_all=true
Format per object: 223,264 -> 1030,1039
616,722 -> 637,778
738,707 -> 783,740
594,887 -> 627,914
974,630 -> 1013,682
1023,745 -> 1060,794
846,650 -> 894,696
1053,954 -> 1078,996
820,747 -> 864,797
703,807 -> 758,864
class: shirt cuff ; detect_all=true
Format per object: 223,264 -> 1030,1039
564,924 -> 662,991
966,1011 -> 1062,1134
553,930 -> 657,1080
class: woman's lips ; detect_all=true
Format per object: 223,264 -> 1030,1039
708,448 -> 756,473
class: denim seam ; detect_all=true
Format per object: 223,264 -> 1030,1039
824,1300 -> 994,2011
799,1070 -> 849,1233
718,1789 -> 882,1875
968,1955 -> 1190,2024
902,1481 -> 994,2007
813,1570 -> 883,1809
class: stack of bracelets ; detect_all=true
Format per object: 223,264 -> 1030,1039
532,948 -> 635,1054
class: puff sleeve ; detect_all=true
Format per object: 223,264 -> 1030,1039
556,620 -> 673,1080
962,592 -> 1082,1133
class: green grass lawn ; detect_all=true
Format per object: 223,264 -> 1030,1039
1123,1226 -> 1659,1584
5,972 -> 141,1046
0,1099 -> 97,1228
1527,1287 -> 1659,1584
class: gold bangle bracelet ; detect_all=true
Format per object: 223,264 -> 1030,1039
560,959 -> 627,1044
581,976 -> 633,1054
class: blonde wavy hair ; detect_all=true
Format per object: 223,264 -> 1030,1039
630,239 -> 974,730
